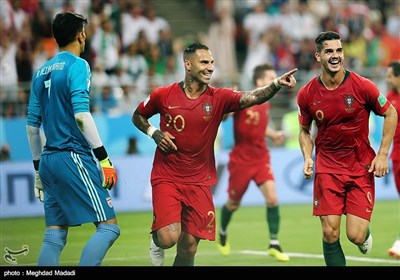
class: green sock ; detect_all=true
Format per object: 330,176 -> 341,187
323,239 -> 346,266
173,255 -> 194,266
267,206 -> 279,240
220,205 -> 233,232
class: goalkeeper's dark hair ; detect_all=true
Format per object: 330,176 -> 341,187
315,31 -> 341,53
52,11 -> 88,48
252,63 -> 275,86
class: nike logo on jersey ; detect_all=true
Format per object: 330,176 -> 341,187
168,105 -> 181,109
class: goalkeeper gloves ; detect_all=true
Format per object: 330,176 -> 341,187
99,157 -> 118,190
34,171 -> 44,202
93,146 -> 118,190
33,160 -> 44,202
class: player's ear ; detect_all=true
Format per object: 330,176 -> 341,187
184,59 -> 191,72
315,52 -> 321,62
78,31 -> 85,44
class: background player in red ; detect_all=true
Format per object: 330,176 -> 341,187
216,63 -> 289,262
386,60 -> 400,259
297,31 -> 397,266
132,43 -> 297,266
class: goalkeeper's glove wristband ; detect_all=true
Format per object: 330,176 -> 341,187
33,159 -> 40,171
94,146 -> 118,190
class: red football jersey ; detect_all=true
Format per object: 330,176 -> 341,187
137,82 -> 242,186
386,89 -> 400,160
297,70 -> 391,175
229,102 -> 270,165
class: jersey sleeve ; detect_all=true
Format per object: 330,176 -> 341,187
70,59 -> 91,114
218,87 -> 242,113
137,87 -> 161,118
364,78 -> 391,116
26,77 -> 42,128
297,86 -> 313,126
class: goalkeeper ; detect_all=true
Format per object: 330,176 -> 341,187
26,11 -> 120,266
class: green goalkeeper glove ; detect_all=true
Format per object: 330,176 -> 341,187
34,170 -> 44,202
99,157 -> 118,190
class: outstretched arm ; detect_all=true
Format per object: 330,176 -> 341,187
240,68 -> 298,109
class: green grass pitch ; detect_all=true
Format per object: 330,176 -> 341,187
1,200 -> 399,267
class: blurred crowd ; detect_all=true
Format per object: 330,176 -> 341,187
1,0 -> 399,119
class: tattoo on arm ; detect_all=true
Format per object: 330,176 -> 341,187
239,83 -> 281,109
152,130 -> 164,145
132,109 -> 150,134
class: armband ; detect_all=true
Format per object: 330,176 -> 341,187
147,126 -> 157,138
33,160 -> 40,171
273,78 -> 281,89
93,146 -> 108,161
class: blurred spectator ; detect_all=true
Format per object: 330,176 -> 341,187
343,30 -> 367,70
282,0 -> 320,42
143,4 -> 171,45
242,0 -> 271,48
146,43 -> 167,81
127,137 -> 138,154
206,0 -> 238,86
120,41 -> 149,95
30,2 -> 53,39
92,84 -> 119,114
121,2 -> 147,49
0,144 -> 11,161
4,88 -> 28,118
294,38 -> 318,71
158,29 -> 174,62
1,0 -> 29,33
16,20 -> 34,84
91,15 -> 121,75
386,2 -> 400,39
241,30 -> 274,90
0,26 -> 19,104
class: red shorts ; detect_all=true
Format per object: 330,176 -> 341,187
151,182 -> 215,241
227,160 -> 274,201
313,173 -> 375,221
392,159 -> 400,195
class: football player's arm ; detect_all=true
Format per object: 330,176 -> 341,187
239,68 -> 297,109
26,124 -> 44,201
266,127 -> 285,146
299,123 -> 314,180
75,112 -> 117,190
369,104 -> 398,177
132,108 -> 177,153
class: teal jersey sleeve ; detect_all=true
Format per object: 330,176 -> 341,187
70,58 -> 91,114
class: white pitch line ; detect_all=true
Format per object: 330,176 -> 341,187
239,250 -> 400,265
12,250 -> 400,266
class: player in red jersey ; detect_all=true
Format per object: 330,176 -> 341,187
386,61 -> 400,260
297,31 -> 398,266
216,64 -> 289,262
132,43 -> 297,266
